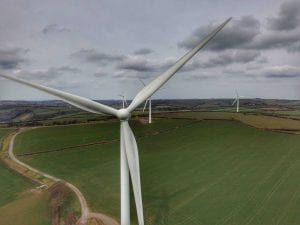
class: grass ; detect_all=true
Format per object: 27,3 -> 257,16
0,128 -> 33,207
0,128 -> 51,225
0,161 -> 34,207
0,191 -> 51,225
162,111 -> 300,131
0,128 -> 13,141
14,115 -> 300,225
268,110 -> 300,116
14,119 -> 189,155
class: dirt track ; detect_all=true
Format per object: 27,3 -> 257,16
7,128 -> 119,225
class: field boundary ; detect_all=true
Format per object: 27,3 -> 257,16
156,112 -> 300,134
0,128 -> 119,225
16,120 -> 198,157
15,114 -> 300,158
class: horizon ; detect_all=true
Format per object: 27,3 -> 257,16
1,97 -> 300,102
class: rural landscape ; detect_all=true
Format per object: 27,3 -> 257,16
1,0 -> 300,225
0,99 -> 300,225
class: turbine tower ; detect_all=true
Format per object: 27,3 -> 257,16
139,79 -> 152,124
232,90 -> 243,112
0,18 -> 231,225
119,94 -> 128,109
143,98 -> 152,124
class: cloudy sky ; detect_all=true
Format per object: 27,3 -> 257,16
0,0 -> 299,100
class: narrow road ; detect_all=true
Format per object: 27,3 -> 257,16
8,128 -> 59,182
7,128 -> 119,225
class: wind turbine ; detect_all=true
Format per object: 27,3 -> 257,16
232,90 -> 243,112
139,79 -> 152,124
0,18 -> 231,225
119,94 -> 128,109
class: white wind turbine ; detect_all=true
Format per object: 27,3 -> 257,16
0,18 -> 231,225
139,79 -> 152,124
119,94 -> 128,109
232,90 -> 243,112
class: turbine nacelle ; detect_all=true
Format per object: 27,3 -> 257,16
117,108 -> 130,121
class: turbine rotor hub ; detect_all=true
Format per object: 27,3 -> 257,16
117,108 -> 130,120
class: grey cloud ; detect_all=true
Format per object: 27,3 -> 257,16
266,74 -> 300,78
267,0 -> 300,31
94,69 -> 109,77
72,48 -> 172,73
249,31 -> 300,50
234,50 -> 262,63
178,13 -> 300,53
118,58 -> 154,72
71,49 -> 125,65
56,66 -> 80,74
264,66 -> 300,79
222,68 -> 258,79
205,50 -> 261,66
183,50 -> 263,71
288,41 -> 300,52
111,71 -> 134,79
71,44 -> 264,77
112,70 -> 159,81
16,66 -> 80,82
178,16 -> 260,51
119,49 -> 263,74
224,66 -> 300,80
223,68 -> 247,75
246,2 -> 300,52
42,24 -> 70,34
133,48 -> 154,55
117,57 -> 174,72
183,74 -> 212,81
0,47 -> 28,70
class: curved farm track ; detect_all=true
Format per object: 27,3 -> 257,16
4,128 -> 119,225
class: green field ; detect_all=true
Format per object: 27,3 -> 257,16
0,128 -> 31,207
0,128 -> 12,141
0,190 -> 50,225
0,129 -> 51,225
0,161 -> 33,208
14,118 -> 300,225
161,112 -> 300,132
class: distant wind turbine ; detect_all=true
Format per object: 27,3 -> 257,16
139,79 -> 152,124
232,90 -> 244,112
0,18 -> 231,225
119,94 -> 128,109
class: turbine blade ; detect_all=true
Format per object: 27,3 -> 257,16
0,73 -> 118,116
235,90 -> 239,98
142,99 -> 149,112
232,98 -> 237,105
121,121 -> 144,225
127,18 -> 231,112
139,78 -> 146,87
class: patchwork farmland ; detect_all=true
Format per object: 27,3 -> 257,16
11,115 -> 300,225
